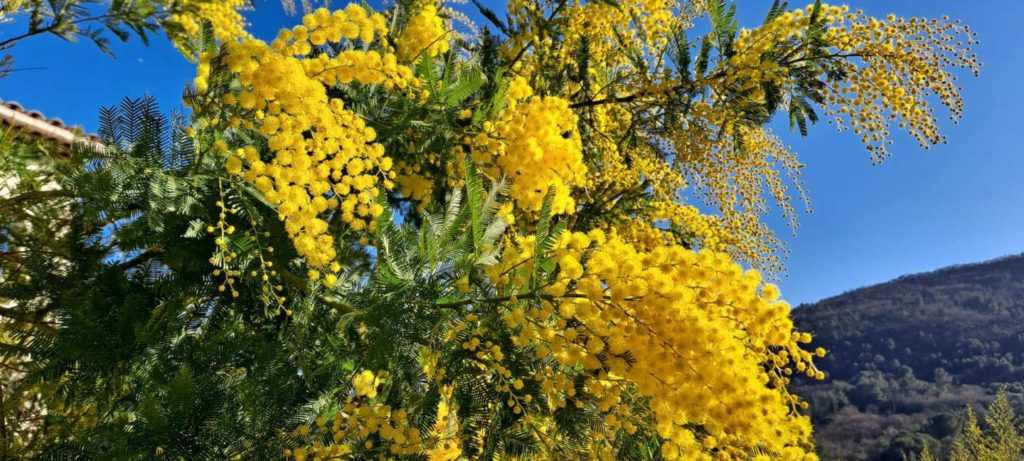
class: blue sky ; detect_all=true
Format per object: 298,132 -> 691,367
2,0 -> 1022,305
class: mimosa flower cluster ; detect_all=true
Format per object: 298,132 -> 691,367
822,9 -> 981,162
395,0 -> 450,62
730,4 -> 980,162
198,5 -> 417,268
470,77 -> 586,215
481,229 -> 822,460
163,0 -> 249,55
670,112 -> 803,273
287,371 -> 463,461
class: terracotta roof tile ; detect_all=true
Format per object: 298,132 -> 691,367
0,98 -> 102,149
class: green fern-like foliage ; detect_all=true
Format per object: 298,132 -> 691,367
0,125 -> 86,457
1,97 -> 303,459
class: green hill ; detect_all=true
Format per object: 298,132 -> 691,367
792,254 -> 1024,460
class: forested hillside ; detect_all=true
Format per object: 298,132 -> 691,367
793,255 -> 1024,460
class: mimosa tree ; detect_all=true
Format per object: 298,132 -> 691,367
0,0 -> 978,459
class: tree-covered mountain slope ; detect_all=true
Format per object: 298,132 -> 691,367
793,254 -> 1024,460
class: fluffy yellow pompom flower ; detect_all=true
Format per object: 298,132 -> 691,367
454,276 -> 470,293
471,77 -> 586,215
352,370 -> 379,398
164,0 -> 250,56
396,1 -> 450,62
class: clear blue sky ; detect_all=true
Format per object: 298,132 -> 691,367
2,0 -> 1022,305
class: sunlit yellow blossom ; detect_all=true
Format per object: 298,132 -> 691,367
396,0 -> 450,62
164,0 -> 250,56
201,6 -> 417,267
471,77 -> 586,215
352,370 -> 379,398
